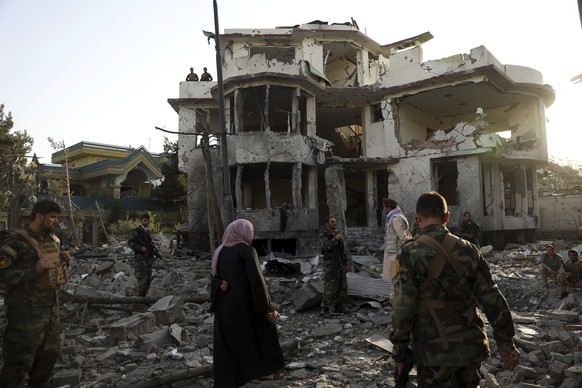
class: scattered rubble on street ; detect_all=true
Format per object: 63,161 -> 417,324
1,233 -> 581,388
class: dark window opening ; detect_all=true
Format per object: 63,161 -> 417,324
271,239 -> 297,255
269,87 -> 294,133
371,103 -> 384,123
344,170 -> 367,226
502,169 -> 516,216
434,161 -> 458,206
241,86 -> 267,132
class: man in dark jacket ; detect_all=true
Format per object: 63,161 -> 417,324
457,211 -> 481,247
128,214 -> 155,297
319,215 -> 348,316
391,192 -> 519,387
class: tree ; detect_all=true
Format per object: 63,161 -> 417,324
152,138 -> 187,222
48,138 -> 78,244
0,104 -> 35,229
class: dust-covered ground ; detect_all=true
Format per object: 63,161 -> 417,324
1,236 -> 581,387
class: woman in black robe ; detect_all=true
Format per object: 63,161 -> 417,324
210,219 -> 284,387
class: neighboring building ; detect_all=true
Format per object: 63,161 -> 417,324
537,159 -> 582,239
170,20 -> 555,251
42,141 -> 164,200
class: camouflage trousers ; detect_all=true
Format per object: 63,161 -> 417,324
321,264 -> 348,309
416,362 -> 483,388
0,304 -> 60,388
132,254 -> 153,297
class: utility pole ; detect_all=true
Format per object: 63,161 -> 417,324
213,0 -> 234,225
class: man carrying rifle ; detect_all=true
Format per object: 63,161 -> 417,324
391,192 -> 519,387
128,213 -> 156,297
319,215 -> 348,316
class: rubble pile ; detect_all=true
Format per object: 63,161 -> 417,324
1,236 -> 581,387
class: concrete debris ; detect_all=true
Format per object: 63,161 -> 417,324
1,234 -> 582,387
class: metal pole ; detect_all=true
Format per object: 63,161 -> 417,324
213,0 -> 234,223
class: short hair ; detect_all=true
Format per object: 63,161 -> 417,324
203,67 -> 207,71
545,244 -> 554,250
382,198 -> 398,209
464,211 -> 471,216
568,249 -> 578,256
140,213 -> 151,220
323,215 -> 336,225
416,192 -> 447,220
30,200 -> 61,221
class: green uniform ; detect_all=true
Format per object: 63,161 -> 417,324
319,230 -> 348,310
457,220 -> 481,247
391,224 -> 516,387
557,258 -> 582,292
0,226 -> 62,388
127,225 -> 154,297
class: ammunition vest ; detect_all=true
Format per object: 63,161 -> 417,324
16,229 -> 68,290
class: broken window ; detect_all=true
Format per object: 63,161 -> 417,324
269,86 -> 295,133
371,103 -> 384,123
239,163 -> 293,209
501,166 -> 527,216
237,85 -> 298,133
249,46 -> 295,63
526,167 -> 534,216
433,160 -> 458,206
241,86 -> 267,132
503,169 -> 516,216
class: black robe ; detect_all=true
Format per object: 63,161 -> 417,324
211,243 -> 284,387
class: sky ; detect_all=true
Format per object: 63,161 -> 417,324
1,0 -> 581,166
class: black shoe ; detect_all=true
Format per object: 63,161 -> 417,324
559,292 -> 569,299
321,307 -> 330,316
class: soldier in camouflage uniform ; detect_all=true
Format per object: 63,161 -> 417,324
0,200 -> 71,388
127,214 -> 155,297
391,192 -> 519,387
457,211 -> 482,247
557,249 -> 582,299
319,216 -> 348,316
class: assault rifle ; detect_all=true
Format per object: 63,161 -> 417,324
395,347 -> 415,388
138,239 -> 169,264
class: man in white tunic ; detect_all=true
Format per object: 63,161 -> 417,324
382,198 -> 412,298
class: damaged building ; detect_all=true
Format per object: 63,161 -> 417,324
169,20 -> 555,251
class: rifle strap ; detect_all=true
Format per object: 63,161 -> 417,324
415,233 -> 466,351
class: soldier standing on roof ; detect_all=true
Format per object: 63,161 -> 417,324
390,192 -> 519,387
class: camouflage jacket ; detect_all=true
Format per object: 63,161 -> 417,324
391,224 -> 516,366
319,230 -> 347,267
562,259 -> 582,282
0,226 -> 61,307
128,225 -> 153,259
457,220 -> 481,246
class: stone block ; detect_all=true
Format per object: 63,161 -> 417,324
548,310 -> 578,323
549,364 -> 565,381
558,330 -> 576,348
564,364 -> 582,380
514,338 -> 539,353
52,369 -> 82,386
514,365 -> 539,381
539,340 -> 563,357
148,295 -> 184,325
110,313 -> 156,343
290,284 -> 322,311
